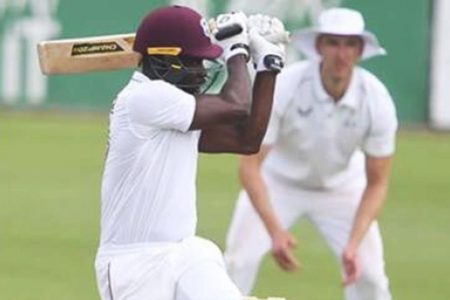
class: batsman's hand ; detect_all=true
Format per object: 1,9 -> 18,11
247,14 -> 289,72
247,14 -> 290,45
248,28 -> 285,73
271,229 -> 300,271
209,12 -> 249,62
342,245 -> 362,285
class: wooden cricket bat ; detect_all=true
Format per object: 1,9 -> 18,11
37,33 -> 140,75
37,24 -> 258,75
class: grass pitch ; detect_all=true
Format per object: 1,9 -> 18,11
1,112 -> 449,300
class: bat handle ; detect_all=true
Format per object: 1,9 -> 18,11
215,24 -> 243,41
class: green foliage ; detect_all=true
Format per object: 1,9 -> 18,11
1,112 -> 449,300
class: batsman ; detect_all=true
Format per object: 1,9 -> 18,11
94,5 -> 289,300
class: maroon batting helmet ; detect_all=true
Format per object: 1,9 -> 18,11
133,5 -> 222,59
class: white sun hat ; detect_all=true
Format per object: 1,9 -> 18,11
292,8 -> 387,60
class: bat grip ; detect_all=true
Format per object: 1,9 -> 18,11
215,24 -> 243,41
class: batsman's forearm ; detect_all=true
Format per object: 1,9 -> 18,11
220,55 -> 252,108
240,72 -> 277,147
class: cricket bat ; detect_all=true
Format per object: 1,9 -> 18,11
37,33 -> 140,75
37,25 -> 243,75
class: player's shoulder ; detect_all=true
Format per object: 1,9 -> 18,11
272,61 -> 312,115
357,67 -> 398,124
126,71 -> 191,101
279,60 -> 311,81
133,71 -> 174,91
356,67 -> 390,97
275,60 -> 312,96
356,66 -> 397,112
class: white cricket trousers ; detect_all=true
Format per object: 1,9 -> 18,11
95,236 -> 241,300
224,183 -> 392,300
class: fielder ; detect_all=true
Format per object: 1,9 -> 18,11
94,5 -> 288,300
224,8 -> 398,300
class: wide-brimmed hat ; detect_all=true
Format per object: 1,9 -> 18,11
292,8 -> 386,60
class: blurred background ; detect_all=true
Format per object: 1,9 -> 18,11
1,0 -> 449,299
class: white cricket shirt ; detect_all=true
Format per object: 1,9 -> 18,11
100,71 -> 199,247
263,61 -> 398,191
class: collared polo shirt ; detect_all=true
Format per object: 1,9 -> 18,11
263,61 -> 398,191
100,71 -> 199,247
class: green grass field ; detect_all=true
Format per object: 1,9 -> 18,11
1,111 -> 449,300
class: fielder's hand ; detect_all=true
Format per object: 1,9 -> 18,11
209,12 -> 249,62
271,229 -> 300,271
342,246 -> 362,285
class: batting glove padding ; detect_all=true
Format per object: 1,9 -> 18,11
209,12 -> 249,62
249,28 -> 286,73
247,14 -> 290,45
246,15 -> 289,72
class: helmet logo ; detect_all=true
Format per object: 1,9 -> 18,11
200,18 -> 213,42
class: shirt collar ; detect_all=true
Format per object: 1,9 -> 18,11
132,70 -> 149,83
312,62 -> 360,110
312,61 -> 330,103
338,68 -> 360,110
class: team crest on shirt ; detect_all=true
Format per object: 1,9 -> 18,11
343,118 -> 357,128
297,106 -> 313,117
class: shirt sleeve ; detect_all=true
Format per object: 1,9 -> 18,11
362,86 -> 398,157
127,81 -> 196,133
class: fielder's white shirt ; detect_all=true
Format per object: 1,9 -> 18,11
100,71 -> 199,247
263,61 -> 398,191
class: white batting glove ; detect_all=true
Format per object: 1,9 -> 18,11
209,12 -> 249,62
249,28 -> 285,73
247,14 -> 290,45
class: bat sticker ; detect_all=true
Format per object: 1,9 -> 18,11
71,42 -> 125,56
